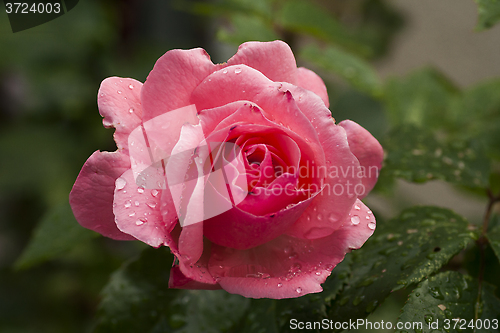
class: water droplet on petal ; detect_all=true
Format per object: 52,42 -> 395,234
134,201 -> 140,207
129,212 -> 135,217
296,287 -> 302,294
328,213 -> 339,222
277,283 -> 283,288
136,218 -> 146,226
354,204 -> 360,210
116,177 -> 127,190
222,69 -> 228,74
128,108 -> 134,114
351,215 -> 360,225
151,189 -> 159,197
368,222 -> 376,230
317,213 -> 323,221
128,84 -> 134,89
234,67 -> 242,74
117,90 -> 122,94
147,202 -> 157,209
366,215 -> 370,220
137,187 -> 145,194
124,201 -> 132,208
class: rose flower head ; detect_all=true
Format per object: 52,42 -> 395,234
70,41 -> 383,299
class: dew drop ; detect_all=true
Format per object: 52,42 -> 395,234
288,252 -> 298,260
328,213 -> 339,222
283,246 -> 292,254
368,222 -> 376,230
117,90 -> 122,94
116,177 -> 127,190
134,201 -> 140,207
151,189 -> 159,197
351,215 -> 360,225
124,201 -> 132,208
296,287 -> 302,294
367,210 -> 372,214
315,271 -> 321,276
129,212 -> 135,217
128,108 -> 134,114
429,287 -> 444,300
137,187 -> 145,194
234,67 -> 242,74
317,213 -> 323,221
277,283 -> 283,288
222,69 -> 228,74
147,202 -> 157,209
366,215 -> 370,220
128,84 -> 134,89
354,204 -> 360,210
135,219 -> 146,226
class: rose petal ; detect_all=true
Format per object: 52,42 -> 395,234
176,236 -> 220,286
236,173 -> 309,216
296,67 -> 329,107
207,199 -> 375,298
69,151 -> 135,240
169,266 -> 221,290
98,77 -> 143,154
274,84 -> 361,239
227,40 -> 297,84
191,65 -> 272,111
339,120 -> 383,198
203,196 -> 310,250
141,48 -> 216,121
113,169 -> 169,247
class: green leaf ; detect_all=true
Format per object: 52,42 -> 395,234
15,201 -> 98,269
478,283 -> 500,333
383,68 -> 459,128
300,44 -> 382,97
382,124 -> 490,188
217,14 -> 280,45
397,272 -> 500,333
277,0 -> 371,56
95,247 -> 250,333
451,79 -> 500,160
487,219 -> 500,264
327,206 -> 477,328
475,0 -> 500,31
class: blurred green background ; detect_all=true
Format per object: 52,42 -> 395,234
1,0 -> 499,332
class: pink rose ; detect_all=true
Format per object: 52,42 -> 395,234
69,41 -> 383,299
